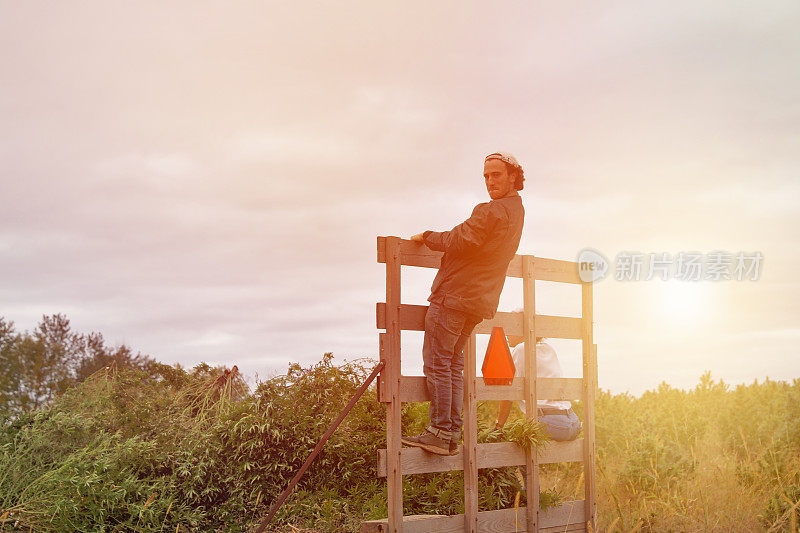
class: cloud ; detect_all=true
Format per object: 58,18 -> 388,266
94,153 -> 200,187
727,328 -> 800,342
1,0 -> 798,392
227,132 -> 359,166
184,330 -> 244,348
696,181 -> 800,217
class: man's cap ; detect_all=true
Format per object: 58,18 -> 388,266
485,151 -> 522,170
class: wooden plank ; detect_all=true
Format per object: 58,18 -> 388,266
376,303 -> 581,339
476,377 -> 582,402
522,255 -> 539,532
533,314 -> 582,340
474,313 -> 518,336
539,500 -> 586,531
582,282 -> 596,532
384,374 -> 428,403
361,514 -> 440,533
533,257 -> 581,284
376,236 -> 443,271
377,439 -> 584,477
377,237 -> 523,277
362,521 -> 584,533
376,304 -> 520,334
361,501 -> 586,533
377,333 -> 387,404
384,237 -> 403,532
376,237 -> 581,283
540,524 -> 585,533
463,334 -> 478,532
382,376 -> 583,403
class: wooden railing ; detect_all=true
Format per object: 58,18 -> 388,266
366,236 -> 597,533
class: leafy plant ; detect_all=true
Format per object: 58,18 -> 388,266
2,330 -> 798,532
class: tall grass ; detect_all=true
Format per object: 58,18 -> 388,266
0,358 -> 797,532
591,373 -> 800,532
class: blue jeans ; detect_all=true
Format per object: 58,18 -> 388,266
422,301 -> 482,440
539,411 -> 581,441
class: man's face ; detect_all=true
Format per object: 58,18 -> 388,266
483,159 -> 516,200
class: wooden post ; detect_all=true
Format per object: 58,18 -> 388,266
463,333 -> 479,532
385,237 -> 403,532
522,255 -> 539,532
581,282 -> 596,531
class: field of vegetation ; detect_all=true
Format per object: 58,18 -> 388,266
1,316 -> 798,532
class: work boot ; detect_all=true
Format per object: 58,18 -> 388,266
401,430 -> 450,455
449,440 -> 459,455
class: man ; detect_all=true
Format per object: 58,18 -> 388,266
402,152 -> 525,455
495,332 -> 581,441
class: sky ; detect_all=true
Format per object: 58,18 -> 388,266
1,1 -> 798,395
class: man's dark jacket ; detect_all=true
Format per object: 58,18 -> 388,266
423,194 -> 524,319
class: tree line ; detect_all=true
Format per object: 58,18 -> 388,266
0,314 -> 154,420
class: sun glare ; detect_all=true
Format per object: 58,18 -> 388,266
657,280 -> 711,325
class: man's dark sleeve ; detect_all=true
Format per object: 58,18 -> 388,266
422,203 -> 495,254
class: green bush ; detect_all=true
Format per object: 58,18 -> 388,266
5,351 -> 797,532
0,354 -> 558,532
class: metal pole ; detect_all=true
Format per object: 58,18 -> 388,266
251,360 -> 386,533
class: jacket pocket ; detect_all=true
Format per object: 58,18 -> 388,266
442,293 -> 468,312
